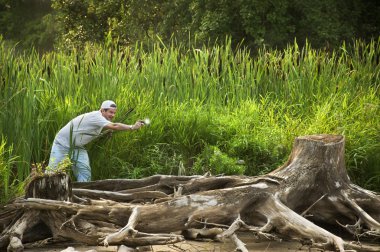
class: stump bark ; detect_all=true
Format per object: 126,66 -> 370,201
1,134 -> 379,251
0,173 -> 72,251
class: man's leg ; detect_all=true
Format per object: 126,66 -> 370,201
71,148 -> 91,182
47,142 -> 69,173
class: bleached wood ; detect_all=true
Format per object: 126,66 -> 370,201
1,134 -> 379,252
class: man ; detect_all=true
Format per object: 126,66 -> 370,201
47,100 -> 144,182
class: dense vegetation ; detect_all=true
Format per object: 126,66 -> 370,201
0,37 -> 379,204
0,0 -> 379,51
0,0 -> 379,203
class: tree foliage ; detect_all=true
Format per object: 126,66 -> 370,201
52,0 -> 380,50
0,0 -> 55,51
1,0 -> 379,50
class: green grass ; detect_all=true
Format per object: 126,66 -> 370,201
0,36 -> 379,202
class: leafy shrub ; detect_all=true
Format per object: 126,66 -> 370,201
193,145 -> 245,176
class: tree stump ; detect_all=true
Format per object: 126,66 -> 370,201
25,173 -> 72,201
1,134 -> 379,252
1,173 -> 71,251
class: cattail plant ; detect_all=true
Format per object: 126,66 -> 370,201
0,36 -> 379,197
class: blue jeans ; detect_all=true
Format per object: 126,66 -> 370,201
47,141 -> 91,182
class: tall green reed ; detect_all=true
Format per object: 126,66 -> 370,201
0,36 -> 379,192
0,138 -> 21,204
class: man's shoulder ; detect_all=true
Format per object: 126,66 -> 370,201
86,110 -> 102,117
72,111 -> 102,123
72,110 -> 98,118
85,111 -> 110,125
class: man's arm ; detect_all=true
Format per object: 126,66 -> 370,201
104,121 -> 144,131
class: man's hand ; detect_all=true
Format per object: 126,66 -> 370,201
132,120 -> 145,130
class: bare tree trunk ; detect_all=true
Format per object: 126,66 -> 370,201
1,134 -> 379,251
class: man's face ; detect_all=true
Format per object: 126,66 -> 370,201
101,108 -> 117,121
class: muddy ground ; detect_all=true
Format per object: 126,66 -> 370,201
22,232 -> 358,252
24,241 -> 319,252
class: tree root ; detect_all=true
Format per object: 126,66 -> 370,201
342,191 -> 380,233
3,210 -> 40,252
257,194 -> 345,252
1,134 -> 380,252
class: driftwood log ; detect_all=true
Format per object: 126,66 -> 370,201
1,134 -> 380,251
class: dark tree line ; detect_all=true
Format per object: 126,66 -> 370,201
1,0 -> 379,51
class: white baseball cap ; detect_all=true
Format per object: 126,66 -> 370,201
100,100 -> 117,109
